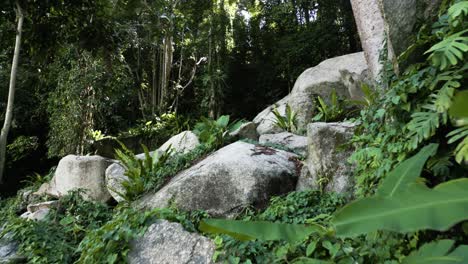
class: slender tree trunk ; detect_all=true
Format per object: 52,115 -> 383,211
151,45 -> 157,115
0,2 -> 24,184
159,35 -> 173,112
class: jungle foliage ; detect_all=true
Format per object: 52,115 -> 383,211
200,1 -> 468,263
0,0 -> 360,189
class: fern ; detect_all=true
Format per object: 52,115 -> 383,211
407,110 -> 441,149
448,1 -> 468,27
433,87 -> 455,113
447,125 -> 468,163
427,154 -> 453,177
425,29 -> 468,70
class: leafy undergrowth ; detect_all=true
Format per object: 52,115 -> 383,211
1,190 -> 112,263
0,190 -> 208,264
211,191 -> 352,263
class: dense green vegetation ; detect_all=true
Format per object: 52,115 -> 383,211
0,0 -> 359,191
0,0 -> 467,263
201,1 -> 468,263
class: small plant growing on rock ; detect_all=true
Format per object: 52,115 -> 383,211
194,115 -> 243,148
272,104 -> 298,132
312,89 -> 347,122
115,143 -> 172,201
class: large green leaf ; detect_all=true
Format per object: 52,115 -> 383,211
402,240 -> 468,264
216,115 -> 230,128
333,178 -> 468,237
376,144 -> 438,197
199,219 -> 325,243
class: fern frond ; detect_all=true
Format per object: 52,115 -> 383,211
427,155 -> 453,177
425,29 -> 468,70
407,111 -> 441,149
433,86 -> 455,113
447,125 -> 468,163
454,136 -> 468,163
448,1 -> 468,27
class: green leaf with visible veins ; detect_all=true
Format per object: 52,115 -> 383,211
199,219 -> 325,243
376,144 -> 438,197
333,179 -> 468,237
403,239 -> 468,264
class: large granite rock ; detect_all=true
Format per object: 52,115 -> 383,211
36,155 -> 112,202
229,122 -> 259,140
297,122 -> 356,193
351,0 -> 441,81
137,141 -> 299,217
158,131 -> 200,154
106,131 -> 201,202
253,52 -> 368,135
129,220 -> 215,264
259,132 -> 308,156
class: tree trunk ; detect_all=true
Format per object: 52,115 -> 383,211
0,2 -> 24,183
159,35 -> 173,112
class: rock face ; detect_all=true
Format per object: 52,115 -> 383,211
0,229 -> 21,264
105,163 -> 128,202
253,52 -> 368,135
297,122 -> 356,193
158,131 -> 200,154
37,155 -> 112,202
106,131 -> 201,202
253,97 -> 289,135
259,132 -> 308,156
129,220 -> 215,264
20,201 -> 59,221
229,122 -> 259,140
351,0 -> 441,81
138,141 -> 299,217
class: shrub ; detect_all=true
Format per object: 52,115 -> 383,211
194,115 -> 243,149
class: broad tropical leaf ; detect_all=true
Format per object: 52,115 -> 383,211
216,115 -> 230,128
376,143 -> 438,197
199,219 -> 325,243
402,239 -> 468,264
333,178 -> 468,237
